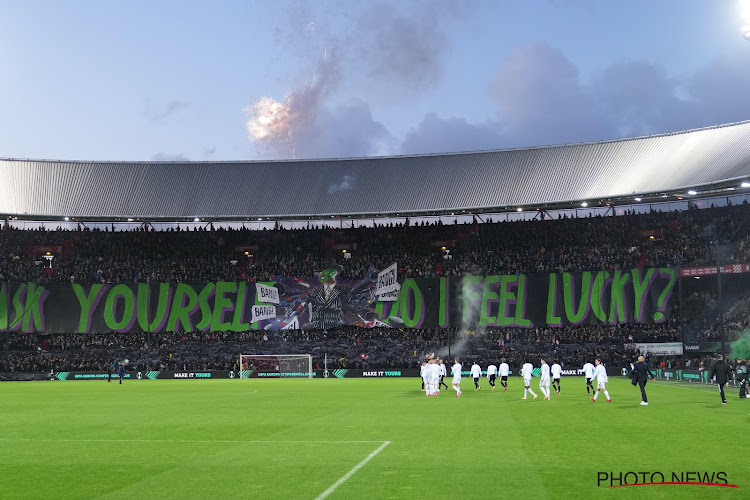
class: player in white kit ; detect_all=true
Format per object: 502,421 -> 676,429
582,361 -> 595,395
451,358 -> 462,397
551,360 -> 562,394
431,359 -> 442,395
426,358 -> 440,396
470,362 -> 482,391
420,361 -> 428,392
521,361 -> 537,400
539,358 -> 551,400
590,358 -> 611,403
499,359 -> 510,392
487,363 -> 498,391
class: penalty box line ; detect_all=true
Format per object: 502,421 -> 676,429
314,440 -> 391,500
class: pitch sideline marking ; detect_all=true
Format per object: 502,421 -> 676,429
0,438 -> 384,444
314,440 -> 391,500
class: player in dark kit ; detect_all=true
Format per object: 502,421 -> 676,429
709,355 -> 733,405
118,362 -> 126,384
108,361 -> 115,383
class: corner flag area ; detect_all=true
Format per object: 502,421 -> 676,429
0,378 -> 746,499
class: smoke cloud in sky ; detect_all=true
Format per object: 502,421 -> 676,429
246,0 -> 469,160
247,3 -> 750,160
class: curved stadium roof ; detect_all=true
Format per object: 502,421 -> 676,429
2,120 -> 750,220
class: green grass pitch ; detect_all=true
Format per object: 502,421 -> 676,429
1,377 -> 747,499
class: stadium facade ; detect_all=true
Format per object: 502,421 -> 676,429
2,120 -> 750,221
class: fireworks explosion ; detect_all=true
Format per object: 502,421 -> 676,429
244,51 -> 336,156
245,96 -> 293,143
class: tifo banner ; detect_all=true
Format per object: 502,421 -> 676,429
0,273 -> 447,333
0,267 -> 675,334
458,268 -> 676,328
625,342 -> 684,355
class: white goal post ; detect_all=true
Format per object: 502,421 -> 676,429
239,354 -> 313,379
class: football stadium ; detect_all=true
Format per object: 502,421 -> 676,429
2,122 -> 750,499
3,2 -> 750,499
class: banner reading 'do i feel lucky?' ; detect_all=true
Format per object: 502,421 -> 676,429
0,268 -> 675,333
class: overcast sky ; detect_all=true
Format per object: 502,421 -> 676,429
1,0 -> 749,162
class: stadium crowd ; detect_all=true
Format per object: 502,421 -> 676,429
2,203 -> 750,375
2,202 -> 750,284
0,322 -> 681,374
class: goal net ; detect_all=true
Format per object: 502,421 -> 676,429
239,354 -> 313,378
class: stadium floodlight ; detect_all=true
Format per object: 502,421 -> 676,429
63,217 -> 69,221
581,202 -> 588,207
687,190 -> 698,195
741,0 -> 750,39
193,217 -> 200,222
516,207 -> 523,212
239,354 -> 313,378
742,181 -> 750,188
634,197 -> 642,202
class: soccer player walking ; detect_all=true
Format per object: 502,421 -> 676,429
521,361 -> 537,400
118,361 -> 126,385
499,359 -> 510,392
487,363 -> 498,391
451,358 -> 462,397
590,359 -> 610,402
551,360 -> 562,394
471,362 -> 482,391
420,361 -> 428,392
582,361 -> 595,395
539,358 -> 551,400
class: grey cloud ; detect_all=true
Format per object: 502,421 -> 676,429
400,113 -> 504,155
688,56 -> 750,127
402,44 -> 750,155
488,44 -> 616,147
146,99 -> 191,122
151,153 -> 190,162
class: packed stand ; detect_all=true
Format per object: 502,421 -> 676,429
2,203 -> 750,284
1,323 -> 678,375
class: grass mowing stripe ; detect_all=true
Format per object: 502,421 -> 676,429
314,441 -> 391,500
0,438 -> 384,444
